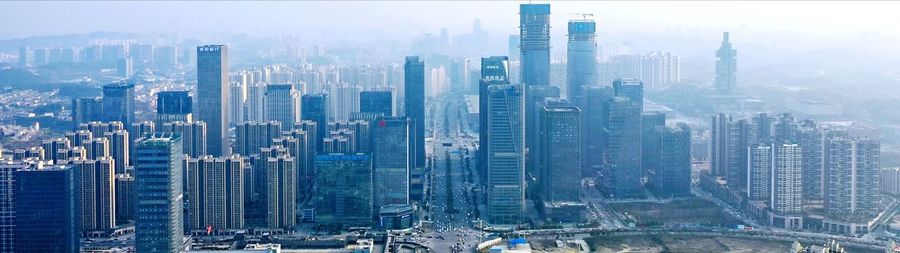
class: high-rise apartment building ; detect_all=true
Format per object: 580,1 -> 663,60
772,144 -> 803,215
265,155 -> 295,229
184,155 -> 245,231
748,145 -> 772,201
197,45 -> 230,156
301,94 -> 329,152
234,121 -> 281,157
825,136 -> 880,219
72,97 -> 103,130
331,84 -> 361,121
104,130 -> 130,174
159,121 -> 207,158
265,84 -> 299,130
70,157 -> 116,233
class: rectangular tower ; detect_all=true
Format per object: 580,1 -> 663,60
197,45 -> 230,156
134,133 -> 184,253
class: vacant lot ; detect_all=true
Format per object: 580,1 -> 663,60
608,198 -> 740,227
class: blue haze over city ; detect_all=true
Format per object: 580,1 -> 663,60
0,1 -> 899,252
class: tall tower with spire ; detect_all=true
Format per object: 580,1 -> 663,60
715,32 -> 737,94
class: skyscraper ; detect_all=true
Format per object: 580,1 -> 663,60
478,56 -> 510,179
519,3 -> 551,87
715,32 -> 737,94
105,130 -> 130,174
265,84 -> 299,130
184,155 -> 245,231
602,96 -> 642,198
525,85 -> 559,178
159,121 -> 207,158
134,133 -> 184,253
566,18 -> 597,104
538,106 -> 581,203
825,136 -> 880,218
771,144 -> 802,215
117,57 -> 133,78
246,82 -> 267,123
301,94 -> 329,153
331,84 -> 361,121
197,45 -> 230,156
15,165 -> 78,253
748,145 -> 772,201
372,117 -> 412,210
314,153 -> 373,227
641,112 -> 666,179
580,85 -> 613,176
0,161 -> 25,252
70,156 -> 116,233
229,81 -> 246,126
360,90 -> 393,117
652,123 -> 692,198
72,97 -> 103,130
102,82 -> 135,127
798,121 -> 825,201
115,174 -> 135,223
403,56 -> 425,170
156,91 -> 193,126
265,155 -> 295,229
485,84 -> 525,226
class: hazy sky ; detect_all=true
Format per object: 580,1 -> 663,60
1,1 -> 898,41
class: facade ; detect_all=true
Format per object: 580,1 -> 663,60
0,162 -> 25,252
715,32 -> 737,94
652,123 -> 692,198
134,133 -> 184,253
825,137 -> 880,220
372,117 -> 412,210
156,91 -> 193,126
360,90 -> 393,117
184,155 -> 245,231
772,144 -> 803,215
566,18 -> 597,103
799,122 -> 825,201
314,154 -> 373,227
485,84 -> 525,225
538,106 -> 581,203
519,4 -> 551,87
15,166 -> 78,253
266,155 -> 296,229
197,45 -> 230,156
102,82 -> 135,127
301,94 -> 329,153
748,145 -> 772,201
70,157 -> 116,233
265,84 -> 299,130
331,84 -> 361,121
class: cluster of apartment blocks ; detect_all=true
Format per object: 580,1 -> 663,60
702,112 -> 885,236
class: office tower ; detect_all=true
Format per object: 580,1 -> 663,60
41,138 -> 71,164
314,153 -> 373,227
331,84 -> 361,121
360,90 -> 393,117
117,57 -> 133,78
246,82 -> 267,122
799,121 -> 825,201
519,3 -> 551,87
115,174 -> 134,222
478,56 -> 510,179
771,144 -> 802,215
134,133 -> 184,253
329,120 -> 371,153
715,32 -> 737,94
265,84 -> 299,130
102,82 -> 135,127
580,85 -> 613,175
0,162 -> 25,252
229,82 -> 246,126
70,157 -> 116,232
67,130 -> 93,147
85,137 -> 110,159
825,136 -> 880,218
748,145 -> 772,201
265,155 -> 295,229
72,97 -> 103,129
15,165 -> 78,253
301,94 -> 329,152
234,121 -> 281,157
612,78 -> 643,108
524,85 -> 559,178
641,112 -> 666,177
104,130 -> 130,174
602,96 -> 642,198
403,56 -> 425,170
154,46 -> 178,68
18,46 -> 29,67
566,18 -> 597,103
538,106 -> 581,203
372,117 -> 412,210
197,45 -> 230,156
184,155 -> 245,231
485,84 -> 525,225
156,91 -> 193,125
79,121 -> 125,137
652,123 -> 692,198
160,121 -> 207,158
